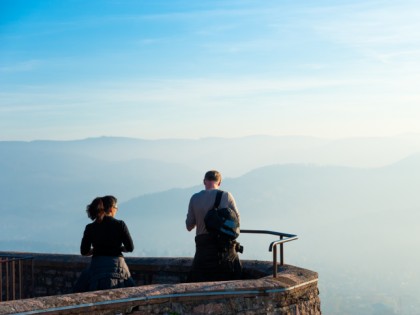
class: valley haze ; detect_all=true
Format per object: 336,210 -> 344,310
1,134 -> 420,315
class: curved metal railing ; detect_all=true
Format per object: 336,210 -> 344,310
240,229 -> 298,277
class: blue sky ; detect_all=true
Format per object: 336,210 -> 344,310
1,0 -> 420,141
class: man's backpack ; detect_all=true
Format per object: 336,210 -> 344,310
204,190 -> 240,240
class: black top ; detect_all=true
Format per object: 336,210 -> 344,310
80,216 -> 134,257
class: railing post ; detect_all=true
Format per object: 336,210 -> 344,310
12,259 -> 16,300
32,257 -> 35,298
6,259 -> 9,301
0,259 -> 2,302
19,259 -> 23,300
280,235 -> 284,266
273,245 -> 278,277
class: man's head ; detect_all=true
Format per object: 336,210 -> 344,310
203,170 -> 222,190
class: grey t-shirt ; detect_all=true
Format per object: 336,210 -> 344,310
186,189 -> 239,235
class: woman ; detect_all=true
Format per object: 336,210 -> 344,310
74,195 -> 135,292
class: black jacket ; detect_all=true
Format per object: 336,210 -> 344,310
80,216 -> 134,257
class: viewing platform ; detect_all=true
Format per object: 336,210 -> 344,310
0,231 -> 321,314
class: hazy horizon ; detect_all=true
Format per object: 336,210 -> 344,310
4,132 -> 420,141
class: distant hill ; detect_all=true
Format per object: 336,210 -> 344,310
2,136 -> 420,314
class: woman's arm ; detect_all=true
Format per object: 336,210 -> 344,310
80,225 -> 93,256
121,221 -> 134,252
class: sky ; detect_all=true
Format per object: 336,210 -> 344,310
1,0 -> 420,141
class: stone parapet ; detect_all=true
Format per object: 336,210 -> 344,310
0,251 -> 320,314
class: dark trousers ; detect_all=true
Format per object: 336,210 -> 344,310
188,233 -> 242,282
73,256 -> 135,292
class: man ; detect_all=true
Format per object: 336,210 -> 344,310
186,170 -> 242,282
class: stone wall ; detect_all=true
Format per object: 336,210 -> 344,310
1,251 -> 275,299
0,251 -> 321,314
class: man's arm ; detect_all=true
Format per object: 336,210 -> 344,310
185,198 -> 196,231
227,192 -> 240,220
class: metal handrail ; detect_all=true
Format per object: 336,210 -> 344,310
240,229 -> 298,277
0,254 -> 34,301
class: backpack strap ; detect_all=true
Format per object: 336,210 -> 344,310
213,190 -> 223,209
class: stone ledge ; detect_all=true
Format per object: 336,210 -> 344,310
0,264 -> 318,315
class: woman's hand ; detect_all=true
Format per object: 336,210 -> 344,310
82,248 -> 93,256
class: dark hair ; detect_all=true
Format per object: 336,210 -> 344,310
86,195 -> 117,222
204,170 -> 222,182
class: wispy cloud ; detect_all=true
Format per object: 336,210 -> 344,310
311,1 -> 420,64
